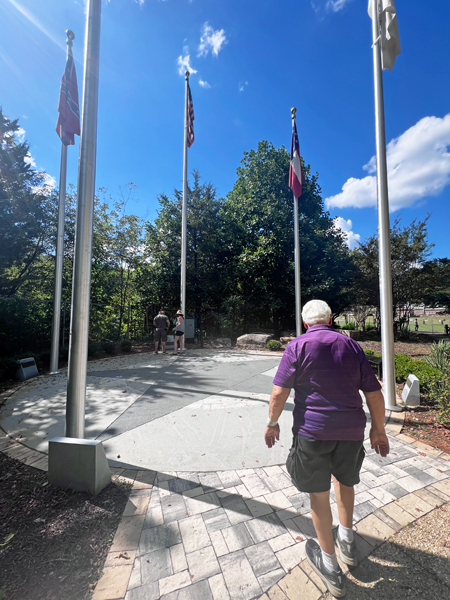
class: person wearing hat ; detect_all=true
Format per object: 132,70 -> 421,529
172,310 -> 185,355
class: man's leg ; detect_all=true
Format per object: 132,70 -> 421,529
307,489 -> 345,596
162,341 -> 166,352
333,477 -> 354,528
310,490 -> 335,555
154,340 -> 159,353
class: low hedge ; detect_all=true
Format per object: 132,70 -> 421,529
266,340 -> 282,351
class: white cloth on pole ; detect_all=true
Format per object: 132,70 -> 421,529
368,0 -> 401,72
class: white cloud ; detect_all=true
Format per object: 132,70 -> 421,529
24,152 -> 36,167
239,81 -> 248,92
199,79 -> 210,88
325,114 -> 450,212
198,23 -> 227,57
42,173 -> 57,190
16,127 -> 26,143
326,0 -> 352,12
333,217 -> 360,249
310,0 -> 353,14
177,48 -> 197,76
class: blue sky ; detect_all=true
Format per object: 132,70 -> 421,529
1,0 -> 449,258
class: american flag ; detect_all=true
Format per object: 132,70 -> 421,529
56,44 -> 80,146
289,120 -> 304,198
186,81 -> 195,148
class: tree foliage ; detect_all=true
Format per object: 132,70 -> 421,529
350,217 -> 434,330
222,141 -> 354,331
0,108 -> 55,296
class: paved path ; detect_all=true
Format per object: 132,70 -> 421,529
1,349 -> 450,600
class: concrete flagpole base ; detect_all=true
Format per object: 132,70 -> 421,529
48,437 -> 111,496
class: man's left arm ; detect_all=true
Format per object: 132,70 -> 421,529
264,385 -> 291,448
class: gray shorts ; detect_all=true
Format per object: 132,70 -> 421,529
286,433 -> 365,493
155,328 -> 167,342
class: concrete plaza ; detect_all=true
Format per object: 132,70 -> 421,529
1,348 -> 450,600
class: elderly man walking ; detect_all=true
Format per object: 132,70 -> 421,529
265,300 -> 389,597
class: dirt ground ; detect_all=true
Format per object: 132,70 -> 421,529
0,453 -> 131,600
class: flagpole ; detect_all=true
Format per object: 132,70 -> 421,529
50,31 -> 75,375
291,108 -> 302,337
181,71 -> 189,324
371,0 -> 401,411
66,0 -> 102,437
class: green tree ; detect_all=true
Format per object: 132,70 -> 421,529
142,172 -> 227,327
222,141 -> 354,332
419,258 -> 450,313
0,109 -> 54,297
351,217 -> 433,331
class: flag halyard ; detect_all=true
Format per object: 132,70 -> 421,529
186,82 -> 195,148
56,45 -> 80,146
289,121 -> 304,199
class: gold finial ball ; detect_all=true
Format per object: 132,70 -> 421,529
66,30 -> 75,40
291,107 -> 297,115
185,70 -> 190,78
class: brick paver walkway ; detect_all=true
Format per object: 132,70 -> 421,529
88,417 -> 450,600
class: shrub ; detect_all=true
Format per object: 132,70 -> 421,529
363,349 -> 381,357
266,340 -> 282,351
102,341 -> 117,355
88,342 -> 102,358
120,339 -> 132,353
395,353 -> 442,394
340,321 -> 357,330
426,340 -> 450,372
430,377 -> 450,426
0,357 -> 19,380
365,323 -> 376,331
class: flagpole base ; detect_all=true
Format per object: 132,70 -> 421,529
48,437 -> 111,496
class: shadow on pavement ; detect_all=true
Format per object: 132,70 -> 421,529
117,467 -> 450,599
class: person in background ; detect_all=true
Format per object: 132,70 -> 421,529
172,310 -> 185,355
153,309 -> 170,354
264,299 -> 389,598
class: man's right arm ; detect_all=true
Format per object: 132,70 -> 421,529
364,389 -> 390,457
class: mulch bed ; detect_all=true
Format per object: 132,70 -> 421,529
0,453 -> 131,600
402,407 -> 450,455
358,340 -> 433,357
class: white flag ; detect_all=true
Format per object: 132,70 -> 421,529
368,0 -> 401,72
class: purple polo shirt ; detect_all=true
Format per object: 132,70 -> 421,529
273,325 -> 381,441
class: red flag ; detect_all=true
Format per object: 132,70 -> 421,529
289,121 -> 304,198
56,44 -> 80,146
187,81 -> 195,148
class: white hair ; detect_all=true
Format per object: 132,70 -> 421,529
302,300 -> 332,326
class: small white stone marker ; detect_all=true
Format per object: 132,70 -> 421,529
402,374 -> 420,407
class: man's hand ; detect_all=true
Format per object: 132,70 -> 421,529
370,428 -> 390,457
264,424 -> 280,449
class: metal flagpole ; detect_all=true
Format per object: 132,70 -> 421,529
371,0 -> 401,411
180,71 -> 189,324
50,31 -> 74,375
291,108 -> 302,337
66,0 -> 102,437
